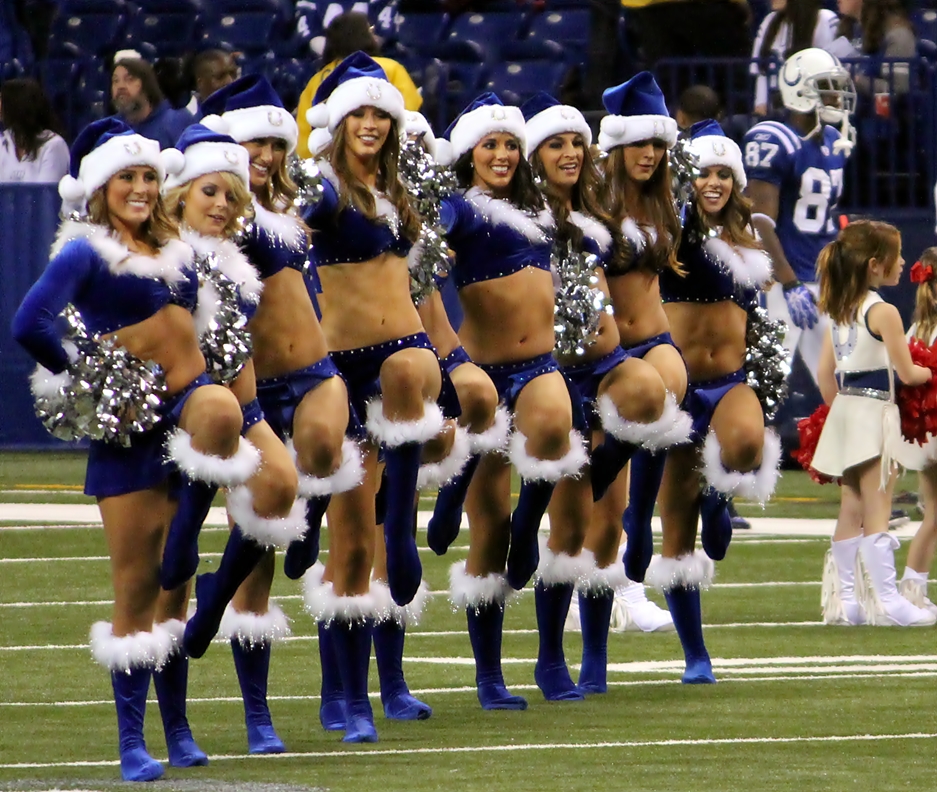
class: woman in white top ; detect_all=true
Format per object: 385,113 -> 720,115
751,0 -> 839,116
0,78 -> 69,183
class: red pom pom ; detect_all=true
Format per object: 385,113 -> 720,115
792,403 -> 834,485
897,337 -> 937,446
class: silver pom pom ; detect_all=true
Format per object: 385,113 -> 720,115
553,242 -> 611,358
194,252 -> 253,385
670,136 -> 701,223
745,305 -> 790,421
288,155 -> 327,216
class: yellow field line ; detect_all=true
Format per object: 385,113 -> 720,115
12,484 -> 83,491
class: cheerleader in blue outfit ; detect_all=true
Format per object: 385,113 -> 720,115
429,93 -> 588,710
653,120 -> 782,683
13,119 -> 257,782
301,53 -> 460,741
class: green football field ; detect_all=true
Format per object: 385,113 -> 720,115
1,451 -> 936,792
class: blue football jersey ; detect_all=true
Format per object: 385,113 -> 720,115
743,120 -> 846,283
295,0 -> 400,54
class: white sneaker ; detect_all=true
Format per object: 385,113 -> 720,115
610,594 -> 675,633
899,579 -> 937,617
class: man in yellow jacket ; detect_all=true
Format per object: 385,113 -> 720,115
295,11 -> 422,158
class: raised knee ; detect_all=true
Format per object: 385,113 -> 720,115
380,354 -> 422,395
522,406 -> 571,457
252,461 -> 298,517
457,377 -> 499,431
199,393 -> 243,441
294,425 -> 344,479
616,370 -> 665,424
721,424 -> 764,472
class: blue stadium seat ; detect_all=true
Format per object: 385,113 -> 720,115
918,38 -> 937,65
49,0 -> 128,57
444,12 -> 524,51
499,38 -> 563,62
913,10 -> 937,45
204,13 -> 277,52
523,9 -> 589,61
397,14 -> 446,52
237,50 -> 277,79
125,0 -> 203,57
485,59 -> 566,105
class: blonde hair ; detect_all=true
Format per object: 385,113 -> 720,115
817,219 -> 901,325
912,246 -> 937,344
163,170 -> 253,238
87,175 -> 179,249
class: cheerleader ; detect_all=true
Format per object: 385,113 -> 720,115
13,119 -> 256,781
813,220 -> 935,627
653,120 -> 781,683
594,72 -> 692,585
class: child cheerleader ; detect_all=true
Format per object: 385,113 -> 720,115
813,221 -> 936,627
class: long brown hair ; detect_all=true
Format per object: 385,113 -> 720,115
251,148 -> 299,214
530,140 -> 625,271
693,180 -> 760,249
861,0 -> 913,54
603,145 -> 681,273
0,78 -> 65,159
759,0 -> 824,62
87,178 -> 180,250
453,139 -> 545,213
912,247 -> 937,344
324,117 -> 421,243
163,171 -> 253,238
817,219 -> 901,324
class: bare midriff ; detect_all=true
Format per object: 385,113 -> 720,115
665,300 -> 748,382
606,268 -> 670,347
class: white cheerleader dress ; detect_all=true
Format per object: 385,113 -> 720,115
812,292 -> 918,482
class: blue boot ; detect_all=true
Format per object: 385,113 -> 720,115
112,667 -> 164,782
590,437 -> 638,502
328,618 -> 378,743
153,640 -> 208,768
426,454 -> 480,556
664,585 -> 715,684
506,479 -> 555,590
466,600 -> 528,710
700,489 -> 733,561
283,496 -> 330,580
577,589 -> 614,694
318,621 -> 345,731
534,581 -> 582,701
382,442 -> 423,606
622,450 -> 666,583
231,638 -> 286,753
160,479 -> 218,591
374,618 -> 432,720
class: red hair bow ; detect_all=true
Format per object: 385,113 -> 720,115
911,261 -> 935,284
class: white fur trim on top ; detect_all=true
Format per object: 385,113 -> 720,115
598,113 -> 678,152
508,429 -> 588,481
219,602 -> 291,648
371,577 -> 431,626
302,565 -> 379,623
597,392 -> 693,451
162,139 -> 250,191
290,437 -> 364,498
576,548 -> 630,594
525,104 -> 592,154
534,536 -> 590,586
29,365 -> 72,398
221,104 -> 298,153
250,200 -> 307,252
568,211 -> 612,255
468,405 -> 512,454
366,399 -> 446,447
644,550 -> 714,592
700,427 -> 782,503
449,103 -> 528,162
703,237 -> 772,290
620,217 -> 658,253
464,187 -> 553,244
89,621 -> 174,672
181,229 -> 263,305
689,134 -> 747,190
449,560 -> 509,609
225,485 -> 307,548
166,429 -> 261,487
324,75 -> 407,135
418,424 -> 472,489
70,133 -> 164,202
193,275 -> 220,337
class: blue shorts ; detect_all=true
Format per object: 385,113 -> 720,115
562,346 -> 629,430
330,332 -> 461,426
441,345 -> 472,376
84,372 -> 213,499
620,331 -> 675,360
685,368 -> 747,441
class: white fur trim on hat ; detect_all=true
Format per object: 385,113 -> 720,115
598,114 -> 677,152
689,134 -> 747,190
468,405 -> 512,454
534,536 -> 590,586
325,75 -> 407,135
290,437 -> 364,498
163,140 -> 250,191
449,560 -> 509,609
526,104 -> 592,154
449,103 -> 528,162
73,133 -> 164,201
645,550 -> 714,592
166,429 -> 261,487
221,105 -> 299,154
700,428 -> 781,504
90,621 -> 174,672
219,602 -> 291,648
508,429 -> 588,481
307,126 -> 333,157
418,424 -> 472,489
366,399 -> 446,447
597,392 -> 692,451
371,577 -> 430,626
406,111 -> 437,159
303,565 -> 379,623
225,485 -> 307,547
576,548 -> 630,594
703,237 -> 772,289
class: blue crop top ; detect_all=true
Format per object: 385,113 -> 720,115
567,210 -> 613,271
12,221 -> 198,374
441,187 -> 554,290
661,219 -> 772,310
183,228 -> 263,322
303,161 -> 412,266
240,200 -> 309,281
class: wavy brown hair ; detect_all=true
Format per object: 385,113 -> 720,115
603,145 -> 681,273
453,138 -> 545,213
251,143 -> 299,214
758,0 -> 824,62
817,219 -> 901,325
692,178 -> 761,249
530,138 -> 625,271
324,116 -> 421,243
861,0 -> 913,54
163,170 -> 253,238
87,171 -> 180,250
912,246 -> 937,344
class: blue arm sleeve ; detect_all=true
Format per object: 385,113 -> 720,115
301,178 -> 340,227
440,193 -> 470,236
12,240 -> 92,373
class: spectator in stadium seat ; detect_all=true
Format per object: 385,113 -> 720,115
109,57 -> 195,149
295,12 -> 421,159
185,48 -> 240,118
834,0 -> 864,52
853,0 -> 916,96
295,0 -> 401,58
0,78 -> 69,183
675,84 -> 722,130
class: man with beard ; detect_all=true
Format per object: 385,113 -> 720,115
109,57 -> 194,149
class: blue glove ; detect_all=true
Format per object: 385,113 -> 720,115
783,281 -> 818,330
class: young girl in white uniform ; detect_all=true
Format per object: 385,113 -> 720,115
813,220 -> 936,627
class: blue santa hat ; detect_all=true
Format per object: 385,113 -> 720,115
161,122 -> 250,191
686,118 -> 746,190
521,92 -> 592,155
304,52 -> 406,137
58,117 -> 178,210
598,72 -> 677,152
200,74 -> 298,154
437,92 -> 527,166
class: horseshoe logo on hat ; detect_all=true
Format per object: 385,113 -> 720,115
560,107 -> 575,119
366,82 -> 383,101
268,110 -> 284,126
713,141 -> 726,156
224,150 -> 239,164
491,107 -> 507,121
653,120 -> 663,136
123,140 -> 142,155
